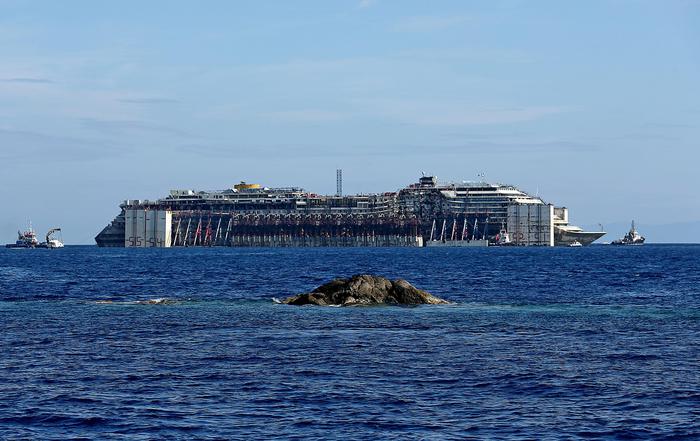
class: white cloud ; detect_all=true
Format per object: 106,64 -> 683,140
249,100 -> 571,127
1,77 -> 53,83
264,109 -> 349,123
118,97 -> 179,104
0,129 -> 121,162
356,99 -> 573,126
391,15 -> 470,32
358,0 -> 376,9
81,118 -> 195,138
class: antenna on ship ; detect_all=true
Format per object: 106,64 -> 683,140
336,169 -> 343,197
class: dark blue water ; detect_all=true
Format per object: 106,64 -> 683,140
1,245 -> 699,440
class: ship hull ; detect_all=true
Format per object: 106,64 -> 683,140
555,231 -> 606,246
425,240 -> 488,247
95,211 -> 126,247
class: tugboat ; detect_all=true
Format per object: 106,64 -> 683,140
6,224 -> 40,248
494,226 -> 514,246
612,221 -> 645,245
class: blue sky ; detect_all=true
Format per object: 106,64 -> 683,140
1,0 -> 699,243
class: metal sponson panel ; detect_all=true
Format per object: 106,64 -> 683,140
125,209 -> 172,247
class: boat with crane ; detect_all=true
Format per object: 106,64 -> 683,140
38,228 -> 64,248
5,224 -> 64,249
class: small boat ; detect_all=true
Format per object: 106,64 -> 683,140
494,226 -> 514,246
612,221 -> 645,245
568,240 -> 583,247
6,224 -> 40,248
37,228 -> 64,248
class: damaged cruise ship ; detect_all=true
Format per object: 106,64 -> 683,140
95,175 -> 605,248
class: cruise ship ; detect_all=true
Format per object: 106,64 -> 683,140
95,175 -> 605,247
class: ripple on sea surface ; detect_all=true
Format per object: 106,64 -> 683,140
0,245 -> 699,439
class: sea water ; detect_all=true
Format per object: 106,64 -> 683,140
1,245 -> 699,439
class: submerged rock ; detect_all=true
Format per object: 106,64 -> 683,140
282,274 -> 450,306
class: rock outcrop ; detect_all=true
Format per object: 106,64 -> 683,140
282,274 -> 450,306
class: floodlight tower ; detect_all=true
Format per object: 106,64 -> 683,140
336,169 -> 343,197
